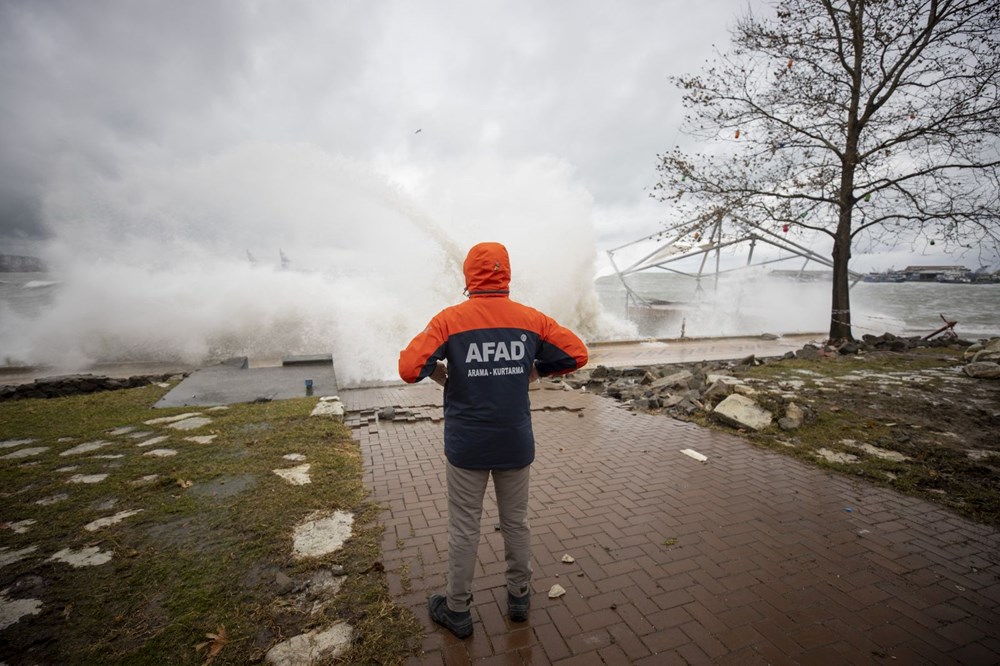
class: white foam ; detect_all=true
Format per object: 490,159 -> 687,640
2,144 -> 614,382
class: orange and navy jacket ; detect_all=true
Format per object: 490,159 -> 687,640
399,242 -> 588,469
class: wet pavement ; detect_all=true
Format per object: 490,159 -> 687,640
342,354 -> 1000,664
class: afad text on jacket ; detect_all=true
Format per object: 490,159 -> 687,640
398,242 -> 588,469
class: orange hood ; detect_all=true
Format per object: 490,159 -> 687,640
463,242 -> 511,296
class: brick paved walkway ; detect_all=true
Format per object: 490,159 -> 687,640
343,383 -> 1000,665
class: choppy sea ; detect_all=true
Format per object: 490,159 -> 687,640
595,272 -> 1000,341
2,270 -> 998,372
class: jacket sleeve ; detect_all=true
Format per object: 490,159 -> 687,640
535,315 -> 588,377
398,314 -> 449,383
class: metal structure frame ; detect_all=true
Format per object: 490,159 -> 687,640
607,213 -> 863,313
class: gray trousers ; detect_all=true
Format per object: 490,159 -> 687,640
445,462 -> 532,612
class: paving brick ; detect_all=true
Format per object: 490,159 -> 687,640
348,384 -> 1000,665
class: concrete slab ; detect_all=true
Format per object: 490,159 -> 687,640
155,361 -> 338,408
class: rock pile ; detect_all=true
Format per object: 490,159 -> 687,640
0,373 -> 182,402
788,332 -> 971,359
563,333 -> 994,430
564,355 -> 774,425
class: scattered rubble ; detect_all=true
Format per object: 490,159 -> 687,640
310,396 -> 345,421
563,336 -> 991,433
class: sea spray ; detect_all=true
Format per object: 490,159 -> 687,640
3,143 -> 626,381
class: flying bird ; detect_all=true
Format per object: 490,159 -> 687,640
414,129 -> 422,134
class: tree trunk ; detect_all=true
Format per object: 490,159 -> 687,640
830,0 -> 863,344
829,223 -> 853,342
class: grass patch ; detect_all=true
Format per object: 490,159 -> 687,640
1,384 -> 422,665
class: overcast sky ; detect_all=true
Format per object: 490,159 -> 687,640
0,0 -> 767,254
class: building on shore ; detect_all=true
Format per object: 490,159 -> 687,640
901,265 -> 970,282
0,254 -> 46,272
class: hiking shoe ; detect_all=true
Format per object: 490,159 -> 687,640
428,594 -> 473,638
508,590 -> 530,622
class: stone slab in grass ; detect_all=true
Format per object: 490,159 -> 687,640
0,546 -> 38,568
273,464 -> 311,486
1,447 -> 49,460
0,439 -> 35,449
49,546 -> 113,567
166,417 -> 212,431
144,412 -> 202,425
136,435 -> 169,448
264,622 -> 353,666
84,509 -> 143,532
36,493 -> 69,505
292,511 -> 354,559
60,440 -> 111,456
0,587 -> 42,630
142,448 -> 177,458
67,473 -> 109,484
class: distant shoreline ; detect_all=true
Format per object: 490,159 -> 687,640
0,254 -> 46,272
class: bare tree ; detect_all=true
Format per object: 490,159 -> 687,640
653,0 -> 1000,341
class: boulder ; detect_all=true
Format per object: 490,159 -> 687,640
713,394 -> 773,431
963,342 -> 984,361
702,380 -> 732,402
706,374 -> 742,386
778,402 -> 806,431
795,345 -> 822,360
963,362 -> 1000,379
838,341 -> 860,355
971,338 -> 1000,363
651,370 -> 693,390
590,365 -> 610,379
661,393 -> 685,408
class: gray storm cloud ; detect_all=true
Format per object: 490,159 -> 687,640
0,0 -> 746,247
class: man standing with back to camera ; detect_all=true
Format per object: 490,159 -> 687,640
399,241 -> 588,638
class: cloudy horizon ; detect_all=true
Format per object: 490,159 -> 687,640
2,0 -> 990,275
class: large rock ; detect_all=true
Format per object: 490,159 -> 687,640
971,338 -> 1000,363
778,402 -> 806,431
713,394 -> 773,431
795,345 -> 822,360
651,370 -> 693,390
702,380 -> 732,402
964,362 -> 1000,379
